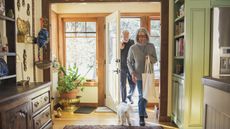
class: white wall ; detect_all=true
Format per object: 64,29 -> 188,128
15,0 -> 34,81
15,0 -> 43,82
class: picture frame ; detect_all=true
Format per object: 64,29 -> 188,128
0,0 -> 5,15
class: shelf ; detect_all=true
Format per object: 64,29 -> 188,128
0,75 -> 16,80
175,15 -> 185,23
173,73 -> 184,79
0,15 -> 15,22
174,56 -> 184,59
174,33 -> 184,39
0,52 -> 16,57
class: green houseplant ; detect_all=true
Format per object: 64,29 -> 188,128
57,65 -> 85,99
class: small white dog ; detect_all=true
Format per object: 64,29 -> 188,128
117,102 -> 132,126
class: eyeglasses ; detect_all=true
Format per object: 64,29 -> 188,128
138,35 -> 147,38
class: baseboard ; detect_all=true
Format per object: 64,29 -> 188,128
159,116 -> 171,122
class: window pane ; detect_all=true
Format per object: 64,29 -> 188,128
120,18 -> 140,40
75,22 -> 85,32
150,20 -> 160,36
65,33 -> 75,37
65,22 -> 76,32
86,22 -> 96,32
66,37 -> 96,80
65,21 -> 97,80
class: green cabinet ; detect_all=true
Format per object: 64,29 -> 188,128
211,0 -> 230,7
172,0 -> 211,129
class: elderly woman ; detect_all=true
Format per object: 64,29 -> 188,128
127,27 -> 157,126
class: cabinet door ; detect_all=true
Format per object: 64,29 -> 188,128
6,102 -> 32,129
172,77 -> 178,119
177,78 -> 184,126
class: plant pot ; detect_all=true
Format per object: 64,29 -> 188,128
60,89 -> 79,99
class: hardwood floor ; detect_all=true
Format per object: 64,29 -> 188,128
52,105 -> 178,129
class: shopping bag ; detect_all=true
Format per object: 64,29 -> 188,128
142,56 -> 157,101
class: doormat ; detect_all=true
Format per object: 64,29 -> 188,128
64,125 -> 163,129
94,107 -> 113,113
74,106 -> 96,114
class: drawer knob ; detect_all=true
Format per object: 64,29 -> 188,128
44,96 -> 49,101
34,102 -> 39,107
36,120 -> 41,126
46,112 -> 50,117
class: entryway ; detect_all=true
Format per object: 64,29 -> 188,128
48,0 -> 169,124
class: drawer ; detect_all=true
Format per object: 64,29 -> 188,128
42,121 -> 52,129
33,106 -> 51,129
32,92 -> 50,113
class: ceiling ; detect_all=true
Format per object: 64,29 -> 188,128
51,2 -> 160,13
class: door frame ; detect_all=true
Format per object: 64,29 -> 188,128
43,0 -> 169,122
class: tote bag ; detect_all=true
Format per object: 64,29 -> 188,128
142,56 -> 157,101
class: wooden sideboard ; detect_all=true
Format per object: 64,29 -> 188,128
0,82 -> 52,129
202,77 -> 230,129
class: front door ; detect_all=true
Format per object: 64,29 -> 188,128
105,11 -> 121,112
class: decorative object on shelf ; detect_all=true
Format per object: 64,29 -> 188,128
26,3 -> 30,16
0,58 -> 8,77
17,0 -> 20,11
36,28 -> 48,48
0,0 -> 5,15
55,107 -> 62,118
23,49 -> 27,71
34,17 -> 51,69
1,36 -> 8,52
35,60 -> 52,69
17,17 -> 30,42
22,0 -> 25,7
17,76 -> 30,87
6,9 -> 14,18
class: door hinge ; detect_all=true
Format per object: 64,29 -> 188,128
104,94 -> 106,99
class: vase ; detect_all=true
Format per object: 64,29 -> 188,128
60,89 -> 79,99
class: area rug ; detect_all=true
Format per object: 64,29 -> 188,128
94,107 -> 113,113
64,125 -> 163,129
74,106 -> 96,114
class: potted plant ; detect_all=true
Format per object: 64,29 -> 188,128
57,65 -> 85,99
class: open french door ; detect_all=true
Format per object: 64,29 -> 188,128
105,11 -> 121,112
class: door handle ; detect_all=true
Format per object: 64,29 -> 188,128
115,59 -> 120,63
113,68 -> 120,74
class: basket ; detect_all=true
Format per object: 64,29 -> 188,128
35,60 -> 52,69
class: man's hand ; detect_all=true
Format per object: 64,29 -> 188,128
120,42 -> 125,49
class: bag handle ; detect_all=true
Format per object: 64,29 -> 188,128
144,56 -> 153,73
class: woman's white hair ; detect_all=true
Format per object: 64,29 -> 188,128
135,27 -> 150,43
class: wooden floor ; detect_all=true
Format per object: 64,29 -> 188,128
52,105 -> 178,129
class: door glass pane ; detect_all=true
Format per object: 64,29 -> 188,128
120,18 -> 140,40
150,19 -> 161,79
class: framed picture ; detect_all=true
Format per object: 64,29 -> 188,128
0,0 -> 5,15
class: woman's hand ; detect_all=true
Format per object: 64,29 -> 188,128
131,73 -> 137,84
